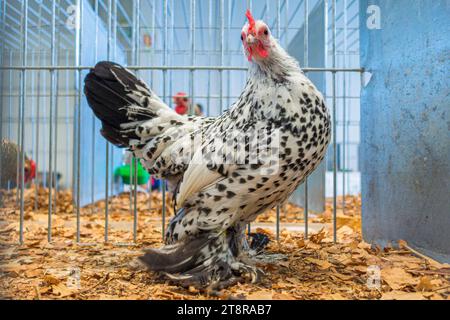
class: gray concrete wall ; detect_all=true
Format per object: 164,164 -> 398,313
360,0 -> 450,262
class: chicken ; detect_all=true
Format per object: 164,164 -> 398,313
84,10 -> 331,288
0,139 -> 36,189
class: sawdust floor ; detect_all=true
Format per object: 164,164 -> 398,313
0,187 -> 449,300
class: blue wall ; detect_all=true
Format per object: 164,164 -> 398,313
360,0 -> 450,261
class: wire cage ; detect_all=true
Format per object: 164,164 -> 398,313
0,0 -> 363,245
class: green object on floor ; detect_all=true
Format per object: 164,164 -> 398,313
114,161 -> 150,185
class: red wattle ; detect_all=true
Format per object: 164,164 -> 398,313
256,43 -> 268,58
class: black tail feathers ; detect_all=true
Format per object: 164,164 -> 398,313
84,61 -> 154,147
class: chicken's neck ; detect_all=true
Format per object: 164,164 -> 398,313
249,40 -> 303,83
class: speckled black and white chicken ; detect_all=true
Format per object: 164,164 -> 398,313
84,10 -> 331,288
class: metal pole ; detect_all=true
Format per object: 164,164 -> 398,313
342,0 -> 348,213
206,0 -> 212,116
105,0 -> 112,243
110,0 -> 118,200
189,0 -> 195,115
284,0 -> 289,47
147,0 -> 156,213
7,50 -> 12,191
91,0 -> 99,214
35,30 -> 41,203
105,147 -> 109,243
303,0 -> 309,239
30,52 -> 35,182
226,0 -> 232,111
168,0 -> 174,109
133,0 -> 140,242
65,51 -> 70,191
219,0 -> 224,113
162,0 -> 168,238
133,158 -> 138,242
47,0 -> 56,242
332,0 -> 337,243
150,0 -> 156,86
275,0 -> 281,241
34,56 -> 42,210
19,0 -> 28,245
76,0 -> 83,243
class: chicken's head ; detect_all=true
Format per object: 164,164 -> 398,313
241,10 -> 273,62
24,158 -> 36,183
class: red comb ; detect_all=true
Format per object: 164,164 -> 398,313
246,9 -> 256,34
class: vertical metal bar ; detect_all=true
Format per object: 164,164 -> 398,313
303,0 -> 309,239
148,0 -> 157,214
130,2 -> 136,229
111,0 -> 117,200
219,0 -> 224,113
332,0 -> 337,243
284,0 -> 289,47
19,0 -> 28,245
5,50 -> 11,193
104,148 -> 109,242
150,0 -> 156,86
65,51 -> 70,190
53,0 -> 62,217
42,53 -> 47,191
53,70 -> 59,214
91,0 -> 99,214
135,0 -> 140,66
30,52 -> 35,180
162,0 -> 168,238
34,41 -> 41,210
105,0 -> 112,243
189,0 -> 195,115
7,50 -> 12,143
131,0 -> 136,66
226,0 -> 232,111
342,0 -> 348,213
275,0 -> 281,241
133,0 -> 140,242
206,0 -> 212,116
133,158 -> 138,242
113,0 -> 118,62
168,0 -> 174,107
76,0 -> 83,243
47,0 -> 56,242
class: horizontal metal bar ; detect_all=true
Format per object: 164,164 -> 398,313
0,66 -> 365,72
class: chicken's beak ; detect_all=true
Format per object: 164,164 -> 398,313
246,34 -> 257,46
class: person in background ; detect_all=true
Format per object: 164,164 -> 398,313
194,103 -> 204,117
173,92 -> 190,115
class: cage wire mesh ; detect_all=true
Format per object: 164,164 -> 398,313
0,0 -> 363,245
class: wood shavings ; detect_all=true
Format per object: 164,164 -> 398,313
0,188 -> 449,300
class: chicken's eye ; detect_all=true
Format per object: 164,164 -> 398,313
264,29 -> 269,35
241,35 -> 244,41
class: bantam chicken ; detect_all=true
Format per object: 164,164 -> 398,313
0,139 -> 36,189
84,10 -> 331,288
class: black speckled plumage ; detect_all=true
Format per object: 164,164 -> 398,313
84,18 -> 331,288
